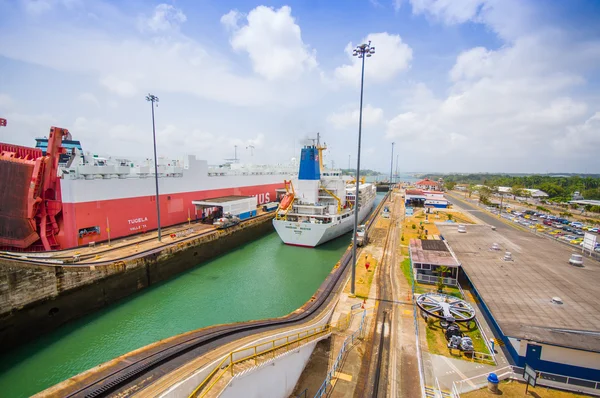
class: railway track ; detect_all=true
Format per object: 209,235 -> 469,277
354,192 -> 399,397
50,193 -> 391,398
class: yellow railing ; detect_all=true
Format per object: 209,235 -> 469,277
189,325 -> 332,398
188,307 -> 375,398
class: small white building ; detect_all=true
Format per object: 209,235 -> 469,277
523,188 -> 549,198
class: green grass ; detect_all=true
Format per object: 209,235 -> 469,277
400,258 -> 463,299
400,258 -> 413,284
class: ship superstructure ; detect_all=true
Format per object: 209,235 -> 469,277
0,126 -> 297,251
272,137 -> 376,247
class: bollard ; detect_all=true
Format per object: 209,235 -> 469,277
487,373 -> 499,394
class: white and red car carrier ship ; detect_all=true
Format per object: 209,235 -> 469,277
0,126 -> 296,251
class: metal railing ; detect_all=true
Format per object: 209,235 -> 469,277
188,325 -> 332,398
451,365 -> 600,396
187,306 -> 372,398
415,274 -> 458,286
409,248 -> 428,398
313,310 -> 368,398
455,283 -> 497,365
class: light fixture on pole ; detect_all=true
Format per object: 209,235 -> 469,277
350,40 -> 375,295
146,93 -> 162,242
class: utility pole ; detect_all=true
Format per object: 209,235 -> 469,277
390,142 -> 395,185
145,94 -> 161,242
350,40 -> 375,295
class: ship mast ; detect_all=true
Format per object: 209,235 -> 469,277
315,132 -> 327,172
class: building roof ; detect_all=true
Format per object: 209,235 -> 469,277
438,223 -> 600,353
406,189 -> 425,195
415,178 -> 440,186
523,188 -> 549,197
570,199 -> 600,206
409,239 -> 460,267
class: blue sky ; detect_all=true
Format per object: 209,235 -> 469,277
1,0 -> 599,173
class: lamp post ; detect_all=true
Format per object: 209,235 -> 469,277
146,94 -> 162,242
350,40 -> 375,295
390,142 -> 395,185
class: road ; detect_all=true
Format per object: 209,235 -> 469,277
445,193 -> 511,231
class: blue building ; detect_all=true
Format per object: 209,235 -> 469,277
438,223 -> 600,384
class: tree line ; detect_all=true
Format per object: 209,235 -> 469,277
428,174 -> 600,202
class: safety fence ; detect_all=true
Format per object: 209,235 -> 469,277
188,325 -> 332,398
451,365 -> 600,397
313,310 -> 368,398
455,283 -> 497,366
415,274 -> 458,286
409,248 -> 428,398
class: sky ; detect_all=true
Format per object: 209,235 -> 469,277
1,0 -> 600,174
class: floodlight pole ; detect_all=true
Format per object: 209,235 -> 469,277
390,142 -> 395,185
351,41 -> 375,295
146,94 -> 162,242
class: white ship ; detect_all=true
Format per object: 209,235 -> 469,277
272,138 -> 376,247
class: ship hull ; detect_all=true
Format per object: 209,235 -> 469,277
272,196 -> 375,248
59,182 -> 281,249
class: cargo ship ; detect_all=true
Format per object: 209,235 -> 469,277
0,126 -> 297,251
272,138 -> 376,247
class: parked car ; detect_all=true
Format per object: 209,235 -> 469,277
356,224 -> 368,246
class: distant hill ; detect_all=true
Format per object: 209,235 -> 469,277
341,168 -> 382,176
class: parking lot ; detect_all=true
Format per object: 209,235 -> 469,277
485,206 -> 600,253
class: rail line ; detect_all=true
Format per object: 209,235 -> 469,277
361,191 -> 398,397
53,193 -> 391,398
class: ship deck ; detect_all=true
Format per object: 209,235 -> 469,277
7,208 -> 270,264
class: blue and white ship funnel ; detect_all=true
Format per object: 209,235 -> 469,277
298,146 -> 321,181
295,145 -> 321,205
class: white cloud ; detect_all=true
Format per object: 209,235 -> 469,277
409,0 -> 535,41
385,33 -> 596,170
223,6 -> 318,81
553,112 -> 600,156
0,93 -> 14,108
220,10 -> 242,31
138,3 -> 187,33
409,0 -> 487,25
100,75 -> 137,97
393,0 -> 403,12
327,105 -> 384,129
77,92 -> 100,107
334,32 -> 412,85
22,0 -> 54,15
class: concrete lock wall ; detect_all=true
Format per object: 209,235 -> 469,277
0,215 -> 274,350
220,340 -> 320,398
160,306 -> 334,398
